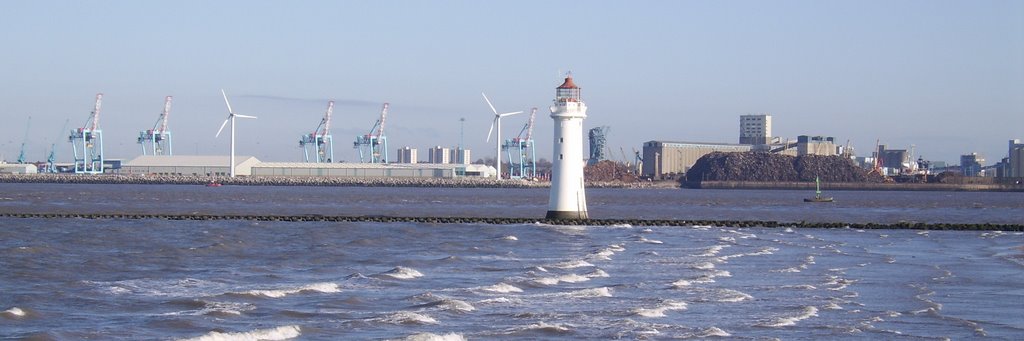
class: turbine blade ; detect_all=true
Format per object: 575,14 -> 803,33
499,111 -> 523,117
215,117 -> 229,138
235,114 -> 257,119
221,89 -> 234,114
486,118 -> 496,142
481,92 -> 498,115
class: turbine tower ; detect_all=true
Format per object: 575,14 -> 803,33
546,73 -> 588,219
138,96 -> 174,156
68,93 -> 104,174
300,100 -> 335,163
482,93 -> 522,179
215,89 -> 257,177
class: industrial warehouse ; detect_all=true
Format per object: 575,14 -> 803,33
118,155 -> 495,179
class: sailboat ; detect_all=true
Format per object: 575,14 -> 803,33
804,176 -> 833,202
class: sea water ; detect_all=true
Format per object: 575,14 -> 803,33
0,184 -> 1022,339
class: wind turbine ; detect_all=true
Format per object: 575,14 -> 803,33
482,92 -> 522,179
215,89 -> 257,177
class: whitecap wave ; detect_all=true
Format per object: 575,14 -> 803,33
92,278 -> 229,298
544,287 -> 612,299
422,298 -> 476,313
522,322 -> 572,334
772,267 -> 802,273
638,237 -> 663,244
238,282 -> 340,298
695,245 -> 729,257
378,266 -> 424,280
401,333 -> 466,341
550,260 -> 594,269
161,301 -> 255,317
501,235 -> 518,241
671,279 -> 692,288
533,273 -> 590,286
2,307 -> 26,318
375,311 -> 438,325
781,284 -> 817,290
481,283 -> 523,293
824,302 -> 843,310
477,297 -> 521,305
711,289 -> 752,303
632,301 -> 687,317
697,326 -> 731,337
691,262 -> 715,270
586,269 -> 609,278
759,306 -> 818,327
179,325 -> 301,341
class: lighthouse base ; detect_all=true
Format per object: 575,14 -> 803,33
545,210 -> 589,220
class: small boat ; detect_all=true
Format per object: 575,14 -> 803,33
804,176 -> 833,202
205,181 -> 222,187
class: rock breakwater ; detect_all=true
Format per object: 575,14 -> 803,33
1,212 -> 1019,231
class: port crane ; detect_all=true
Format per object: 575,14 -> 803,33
16,117 -> 30,164
353,103 -> 389,163
68,93 -> 104,174
137,96 -> 173,156
45,119 -> 70,173
502,107 -> 538,178
299,100 -> 335,163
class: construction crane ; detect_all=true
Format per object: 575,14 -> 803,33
137,96 -> 173,156
68,93 -> 104,174
16,116 -> 30,164
633,147 -> 643,175
299,100 -> 335,163
502,107 -> 538,178
353,103 -> 389,163
45,119 -> 70,173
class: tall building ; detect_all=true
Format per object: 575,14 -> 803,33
960,153 -> 985,176
796,135 -> 837,156
397,147 -> 417,164
1009,139 -> 1023,178
449,148 -> 471,165
546,74 -> 588,220
428,146 -> 450,164
739,114 -> 772,145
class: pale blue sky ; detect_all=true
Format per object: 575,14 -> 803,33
2,1 -> 1021,165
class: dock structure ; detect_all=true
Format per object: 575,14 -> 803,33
69,93 -> 105,174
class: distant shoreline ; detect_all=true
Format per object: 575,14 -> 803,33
689,180 -> 1024,192
3,174 -> 1021,191
0,173 -> 664,189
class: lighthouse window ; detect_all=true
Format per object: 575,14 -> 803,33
559,154 -> 563,160
559,138 -> 563,143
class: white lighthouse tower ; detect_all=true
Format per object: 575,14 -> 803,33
546,74 -> 589,219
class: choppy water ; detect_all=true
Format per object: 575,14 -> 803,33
1,184 -> 1022,340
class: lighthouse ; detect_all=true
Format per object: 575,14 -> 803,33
546,74 -> 588,219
